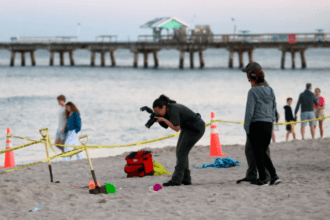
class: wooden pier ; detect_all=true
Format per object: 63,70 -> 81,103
1,33 -> 329,69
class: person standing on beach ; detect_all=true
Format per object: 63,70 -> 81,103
243,67 -> 281,186
237,62 -> 272,184
294,83 -> 319,140
61,102 -> 83,161
152,95 -> 205,187
55,95 -> 67,153
313,88 -> 326,138
284,98 -> 296,141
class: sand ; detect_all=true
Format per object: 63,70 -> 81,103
0,138 -> 330,220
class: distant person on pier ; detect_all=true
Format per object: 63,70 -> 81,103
313,88 -> 326,138
242,64 -> 281,186
55,95 -> 67,153
237,62 -> 272,184
284,97 -> 296,141
61,102 -> 83,161
294,83 -> 319,140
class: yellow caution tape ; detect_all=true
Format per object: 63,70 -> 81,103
0,148 -> 85,175
6,134 -> 39,142
0,139 -> 45,155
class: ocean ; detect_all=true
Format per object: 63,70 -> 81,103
0,48 -> 329,165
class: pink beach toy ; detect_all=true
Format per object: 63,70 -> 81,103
153,184 -> 162,191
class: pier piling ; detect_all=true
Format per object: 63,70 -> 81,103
110,51 -> 116,67
30,51 -> 36,66
190,52 -> 194,69
101,52 -> 105,66
228,51 -> 234,68
133,53 -> 138,68
49,51 -> 54,66
91,52 -> 95,66
281,51 -> 286,69
153,51 -> 159,68
60,52 -> 64,66
291,51 -> 296,69
300,50 -> 307,69
21,52 -> 26,66
179,51 -> 184,69
69,51 -> 75,66
144,52 -> 148,68
238,51 -> 244,68
248,50 -> 254,63
10,51 -> 16,67
199,51 -> 204,68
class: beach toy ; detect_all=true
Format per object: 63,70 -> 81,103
207,112 -> 226,157
153,184 -> 162,191
4,128 -> 16,168
105,183 -> 116,194
88,180 -> 101,189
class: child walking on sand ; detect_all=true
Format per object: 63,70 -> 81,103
284,97 -> 296,141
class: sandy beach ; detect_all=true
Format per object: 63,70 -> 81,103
0,138 -> 330,220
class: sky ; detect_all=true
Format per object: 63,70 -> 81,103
0,0 -> 329,42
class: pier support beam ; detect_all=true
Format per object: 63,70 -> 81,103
238,51 -> 244,68
144,52 -> 148,68
248,50 -> 254,63
291,51 -> 296,69
281,51 -> 286,69
69,51 -> 75,66
60,52 -> 64,66
153,51 -> 159,68
133,53 -> 138,68
21,52 -> 26,66
228,51 -> 234,68
300,50 -> 306,69
30,51 -> 36,66
91,52 -> 95,66
199,51 -> 204,68
190,52 -> 194,69
179,51 -> 184,69
49,51 -> 54,66
101,52 -> 105,66
110,51 -> 116,67
10,51 -> 16,67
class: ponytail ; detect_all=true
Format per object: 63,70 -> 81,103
153,94 -> 176,108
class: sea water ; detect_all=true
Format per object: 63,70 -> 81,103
0,48 -> 329,165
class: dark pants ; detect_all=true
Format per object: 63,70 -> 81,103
248,122 -> 277,181
245,135 -> 271,181
171,119 -> 205,184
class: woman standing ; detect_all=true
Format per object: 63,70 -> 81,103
61,102 -> 83,161
313,88 -> 326,138
244,69 -> 281,186
152,95 -> 205,187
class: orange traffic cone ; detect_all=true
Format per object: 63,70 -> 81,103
206,112 -> 227,157
4,128 -> 16,168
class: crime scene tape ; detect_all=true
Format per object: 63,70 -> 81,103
0,139 -> 45,155
6,134 -> 39,142
0,148 -> 85,175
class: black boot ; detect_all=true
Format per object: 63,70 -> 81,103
181,180 -> 192,185
162,180 -> 181,187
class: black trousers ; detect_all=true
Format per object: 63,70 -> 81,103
245,135 -> 271,181
247,121 -> 277,181
171,119 -> 205,184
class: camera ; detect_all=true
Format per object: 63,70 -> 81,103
140,106 -> 159,128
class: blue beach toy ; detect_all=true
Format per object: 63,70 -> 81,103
195,158 -> 241,169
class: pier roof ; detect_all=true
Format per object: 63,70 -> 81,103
140,17 -> 189,29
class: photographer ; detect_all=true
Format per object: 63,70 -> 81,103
152,95 -> 205,187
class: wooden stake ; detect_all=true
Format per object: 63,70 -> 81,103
39,128 -> 53,183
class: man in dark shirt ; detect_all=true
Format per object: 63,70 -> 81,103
294,83 -> 319,140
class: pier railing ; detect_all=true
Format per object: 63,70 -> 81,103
138,33 -> 330,43
95,35 -> 118,43
10,36 -> 79,43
